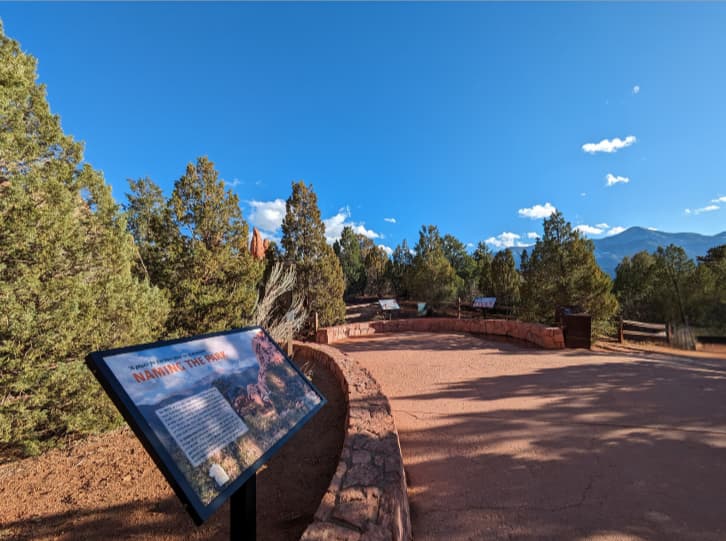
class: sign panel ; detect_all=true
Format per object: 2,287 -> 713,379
86,327 -> 325,525
473,297 -> 497,309
378,299 -> 401,311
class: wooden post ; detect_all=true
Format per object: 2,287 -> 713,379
314,312 -> 319,334
457,297 -> 461,320
619,318 -> 624,343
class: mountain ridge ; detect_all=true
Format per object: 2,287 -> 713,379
507,226 -> 726,277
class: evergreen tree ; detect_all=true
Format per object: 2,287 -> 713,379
333,226 -> 366,297
0,23 -> 168,456
519,211 -> 617,324
364,245 -> 390,297
126,158 -> 263,336
651,245 -> 697,326
442,234 -> 478,299
387,239 -> 413,298
281,181 -> 345,329
613,251 -> 659,321
408,226 -> 462,307
490,249 -> 521,309
472,241 -> 494,295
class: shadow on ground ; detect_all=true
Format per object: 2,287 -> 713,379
340,333 -> 726,541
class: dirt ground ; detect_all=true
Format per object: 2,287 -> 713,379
338,331 -> 726,541
0,358 -> 345,541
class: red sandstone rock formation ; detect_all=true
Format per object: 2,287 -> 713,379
250,227 -> 267,260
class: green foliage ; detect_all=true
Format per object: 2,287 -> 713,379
387,240 -> 413,298
363,245 -> 390,297
442,234 -> 478,299
408,226 -> 462,307
0,23 -> 168,458
615,244 -> 726,333
281,181 -> 345,329
613,251 -> 658,321
126,157 -> 263,336
490,249 -> 521,308
519,211 -> 618,325
472,242 -> 494,296
333,226 -> 366,296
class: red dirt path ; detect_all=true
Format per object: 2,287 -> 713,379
337,331 -> 726,541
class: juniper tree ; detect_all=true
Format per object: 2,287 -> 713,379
0,22 -> 168,456
126,157 -> 263,336
490,248 -> 521,309
408,225 -> 462,307
519,211 -> 617,325
281,181 -> 345,329
333,226 -> 366,297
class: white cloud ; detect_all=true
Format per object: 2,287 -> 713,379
582,135 -> 637,154
485,232 -> 531,249
518,202 -> 556,219
711,196 -> 726,203
247,199 -> 286,234
596,223 -> 609,228
378,244 -> 393,256
695,205 -> 720,214
466,242 -> 474,248
607,226 -> 626,236
227,178 -> 242,187
575,224 -> 604,236
647,227 -> 658,231
527,232 -> 540,239
384,217 -> 397,224
633,85 -> 640,95
686,205 -> 720,215
323,206 -> 381,243
606,173 -> 630,187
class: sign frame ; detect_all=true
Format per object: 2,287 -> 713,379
85,325 -> 326,526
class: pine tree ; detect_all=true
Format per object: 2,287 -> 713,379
491,249 -> 521,309
387,240 -> 413,298
281,181 -> 345,330
442,234 -> 478,299
126,158 -> 263,336
0,23 -> 168,456
519,211 -> 617,324
333,226 -> 366,297
408,226 -> 462,307
473,242 -> 494,295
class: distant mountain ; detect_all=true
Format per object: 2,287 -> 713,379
507,227 -> 726,277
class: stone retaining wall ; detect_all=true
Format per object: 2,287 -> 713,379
316,317 -> 565,349
294,342 -> 412,541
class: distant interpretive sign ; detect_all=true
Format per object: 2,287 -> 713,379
473,297 -> 497,309
379,299 -> 401,311
86,327 -> 325,525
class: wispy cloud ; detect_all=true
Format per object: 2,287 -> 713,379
606,226 -> 626,236
323,206 -> 382,243
574,224 -> 604,236
580,192 -> 587,197
527,232 -> 540,240
711,196 -> 726,203
582,135 -> 637,154
227,178 -> 242,187
384,217 -> 397,224
691,205 -> 720,215
606,173 -> 630,187
247,199 -> 286,235
596,223 -> 609,228
632,85 -> 640,95
485,232 -> 531,249
378,244 -> 393,256
518,202 -> 556,219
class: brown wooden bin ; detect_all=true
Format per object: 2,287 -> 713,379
555,306 -> 591,349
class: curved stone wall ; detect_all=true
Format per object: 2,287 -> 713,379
294,342 -> 412,541
316,317 -> 565,349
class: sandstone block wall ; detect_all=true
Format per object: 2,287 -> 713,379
316,317 -> 565,349
294,342 -> 412,541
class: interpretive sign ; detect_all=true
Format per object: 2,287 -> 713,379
86,326 -> 325,525
379,299 -> 401,311
473,297 -> 497,309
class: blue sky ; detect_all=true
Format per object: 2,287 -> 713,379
3,2 -> 725,253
